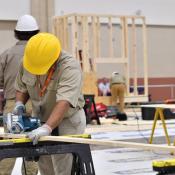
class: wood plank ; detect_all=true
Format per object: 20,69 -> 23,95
0,134 -> 175,152
142,17 -> 148,96
95,95 -> 148,105
123,17 -> 130,95
92,16 -> 97,72
141,104 -> 175,109
96,17 -> 100,58
41,136 -> 175,152
71,16 -> 77,58
0,133 -> 27,139
108,17 -> 113,57
131,17 -> 138,95
82,16 -> 90,72
60,13 -> 145,19
82,72 -> 98,95
63,17 -> 68,51
92,16 -> 97,59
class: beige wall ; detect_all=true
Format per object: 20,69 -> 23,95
0,0 -> 30,20
147,26 -> 175,78
96,25 -> 175,78
0,20 -> 17,54
31,0 -> 54,32
0,20 -> 175,80
55,0 -> 175,26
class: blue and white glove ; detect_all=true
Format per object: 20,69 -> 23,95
13,101 -> 26,115
27,124 -> 52,145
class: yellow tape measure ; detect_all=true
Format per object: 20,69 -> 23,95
0,138 -> 31,143
0,134 -> 91,144
65,134 -> 91,139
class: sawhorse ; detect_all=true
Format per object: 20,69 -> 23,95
84,94 -> 101,125
0,141 -> 96,175
141,104 -> 175,147
149,107 -> 171,146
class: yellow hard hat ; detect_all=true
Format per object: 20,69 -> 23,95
23,33 -> 61,75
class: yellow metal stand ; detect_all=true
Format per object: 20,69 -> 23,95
149,107 -> 171,146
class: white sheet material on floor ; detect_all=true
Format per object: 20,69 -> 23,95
92,127 -> 175,140
91,148 -> 171,175
11,158 -> 40,175
11,158 -> 22,175
11,147 -> 172,175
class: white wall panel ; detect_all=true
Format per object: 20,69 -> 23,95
55,0 -> 175,25
0,0 -> 30,20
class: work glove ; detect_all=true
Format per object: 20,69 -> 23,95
13,101 -> 26,115
27,124 -> 52,145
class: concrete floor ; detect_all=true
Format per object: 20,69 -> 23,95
12,147 -> 173,175
88,109 -> 175,175
7,108 -> 175,174
92,148 -> 167,175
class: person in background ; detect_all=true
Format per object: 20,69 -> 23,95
14,33 -> 86,175
0,14 -> 39,175
98,77 -> 110,96
110,72 -> 126,113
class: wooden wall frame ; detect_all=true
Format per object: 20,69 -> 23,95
53,13 -> 148,105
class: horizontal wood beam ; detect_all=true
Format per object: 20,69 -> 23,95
95,95 -> 148,106
0,134 -> 174,152
59,13 -> 145,20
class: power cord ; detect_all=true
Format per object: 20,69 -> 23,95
131,106 -> 149,143
131,105 -> 171,156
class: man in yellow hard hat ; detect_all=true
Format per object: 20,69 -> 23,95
0,14 -> 39,175
14,33 -> 86,175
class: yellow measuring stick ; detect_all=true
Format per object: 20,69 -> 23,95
0,138 -> 31,143
64,134 -> 91,139
0,134 -> 91,144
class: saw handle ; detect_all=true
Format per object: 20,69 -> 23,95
17,106 -> 25,115
13,101 -> 26,115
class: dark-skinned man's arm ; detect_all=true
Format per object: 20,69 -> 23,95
13,90 -> 29,114
16,90 -> 29,104
46,100 -> 70,130
27,100 -> 70,145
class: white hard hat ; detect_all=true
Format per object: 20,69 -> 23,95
15,14 -> 39,32
112,71 -> 119,75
